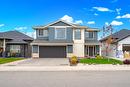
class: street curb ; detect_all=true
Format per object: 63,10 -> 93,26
1,65 -> 130,71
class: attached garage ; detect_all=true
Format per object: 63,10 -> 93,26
39,46 -> 66,58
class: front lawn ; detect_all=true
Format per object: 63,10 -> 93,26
80,58 -> 123,64
0,58 -> 24,64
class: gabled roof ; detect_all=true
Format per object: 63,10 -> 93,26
100,29 -> 130,43
33,19 -> 100,32
0,31 -> 33,44
33,19 -> 88,29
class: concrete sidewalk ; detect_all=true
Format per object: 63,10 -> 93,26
1,64 -> 130,71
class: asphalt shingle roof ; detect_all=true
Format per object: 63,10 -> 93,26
0,31 -> 33,44
100,29 -> 130,43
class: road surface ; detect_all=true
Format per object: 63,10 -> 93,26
0,71 -> 130,87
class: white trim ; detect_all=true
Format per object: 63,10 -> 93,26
38,45 -> 39,55
38,29 -> 48,37
74,29 -> 81,40
49,26 -> 71,28
36,20 -> 76,28
55,27 -> 66,39
32,45 -> 39,53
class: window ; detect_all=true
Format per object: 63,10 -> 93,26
85,31 -> 89,38
38,30 -> 43,36
67,45 -> 73,53
89,32 -> 94,38
38,30 -> 48,37
32,45 -> 38,53
43,30 -> 48,37
74,29 -> 81,40
55,28 -> 66,39
10,45 -> 20,53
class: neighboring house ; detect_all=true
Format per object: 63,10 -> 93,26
0,31 -> 33,58
31,20 -> 100,58
100,29 -> 130,59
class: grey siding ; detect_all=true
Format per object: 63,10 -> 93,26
48,27 -> 73,43
36,27 -> 73,43
36,29 -> 49,40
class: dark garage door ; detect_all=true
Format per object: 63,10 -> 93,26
39,46 -> 66,58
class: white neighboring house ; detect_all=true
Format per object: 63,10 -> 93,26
100,29 -> 130,59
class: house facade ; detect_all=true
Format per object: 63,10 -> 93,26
0,31 -> 33,58
31,20 -> 100,58
100,29 -> 130,59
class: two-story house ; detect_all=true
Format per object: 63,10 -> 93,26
31,20 -> 100,58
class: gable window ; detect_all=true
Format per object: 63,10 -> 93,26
38,30 -> 48,37
74,29 -> 81,40
55,28 -> 66,39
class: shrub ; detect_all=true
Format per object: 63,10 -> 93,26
96,55 -> 104,59
70,56 -> 78,66
123,59 -> 130,65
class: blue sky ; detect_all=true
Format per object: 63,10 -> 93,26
0,0 -> 130,38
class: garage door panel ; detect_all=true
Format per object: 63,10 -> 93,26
39,46 -> 66,58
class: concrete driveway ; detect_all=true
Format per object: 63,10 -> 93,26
6,58 -> 69,66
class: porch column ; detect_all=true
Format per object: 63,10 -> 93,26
88,46 -> 89,56
3,39 -> 6,57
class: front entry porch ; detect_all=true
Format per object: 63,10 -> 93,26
85,45 -> 99,57
123,44 -> 130,59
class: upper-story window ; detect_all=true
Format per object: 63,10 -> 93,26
85,30 -> 95,39
89,32 -> 94,38
38,29 -> 48,37
74,29 -> 81,40
55,28 -> 66,39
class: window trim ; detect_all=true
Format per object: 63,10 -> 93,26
32,45 -> 39,53
89,32 -> 95,39
38,29 -> 48,37
10,45 -> 21,53
55,27 -> 66,39
74,29 -> 81,40
67,45 -> 73,53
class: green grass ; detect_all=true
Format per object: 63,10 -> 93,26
80,58 -> 123,64
0,58 -> 24,64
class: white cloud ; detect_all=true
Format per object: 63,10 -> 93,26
111,20 -> 123,26
116,8 -> 121,15
94,13 -> 98,16
93,7 -> 113,12
87,21 -> 95,25
0,24 -> 5,27
61,15 -> 73,23
15,27 -> 27,31
75,20 -> 83,24
105,22 -> 109,26
61,15 -> 83,24
116,14 -> 130,19
25,31 -> 36,39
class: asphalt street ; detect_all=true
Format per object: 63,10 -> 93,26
0,71 -> 130,87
